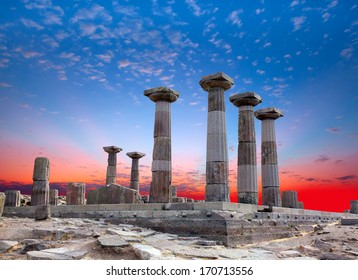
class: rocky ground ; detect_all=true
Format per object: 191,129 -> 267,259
0,217 -> 357,260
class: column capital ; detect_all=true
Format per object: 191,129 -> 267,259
126,151 -> 146,159
255,107 -> 283,120
144,86 -> 179,103
103,146 -> 122,154
199,72 -> 233,91
230,92 -> 262,107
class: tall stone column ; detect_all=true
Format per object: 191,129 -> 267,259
103,146 -> 122,186
199,72 -> 233,202
31,157 -> 50,206
126,152 -> 145,193
230,92 -> 262,204
144,86 -> 179,203
255,107 -> 283,207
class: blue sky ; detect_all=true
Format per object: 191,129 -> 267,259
0,0 -> 357,211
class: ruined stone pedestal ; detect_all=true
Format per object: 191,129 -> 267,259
87,189 -> 99,204
350,200 -> 358,214
66,183 -> 86,205
49,189 -> 58,206
282,190 -> 298,208
98,184 -> 140,204
103,146 -> 122,186
0,192 -> 5,217
31,157 -> 50,206
4,190 -> 21,207
200,72 -> 233,202
144,87 -> 179,203
35,205 -> 51,220
255,107 -> 283,207
230,92 -> 262,205
126,152 -> 145,193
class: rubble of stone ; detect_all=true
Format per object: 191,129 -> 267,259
0,217 -> 357,260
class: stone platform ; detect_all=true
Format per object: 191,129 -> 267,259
3,202 -> 355,247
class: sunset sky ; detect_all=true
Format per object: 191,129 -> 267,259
0,0 -> 357,212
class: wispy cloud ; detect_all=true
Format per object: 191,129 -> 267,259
291,16 -> 306,31
0,82 -> 12,88
71,4 -> 112,23
340,48 -> 353,60
336,175 -> 357,181
315,155 -> 330,163
326,127 -> 342,133
185,0 -> 205,16
20,18 -> 43,30
227,9 -> 243,27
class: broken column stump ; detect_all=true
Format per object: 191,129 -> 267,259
4,190 -> 21,207
66,183 -> 86,205
31,157 -> 50,206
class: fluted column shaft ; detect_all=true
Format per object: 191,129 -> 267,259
145,87 -> 179,203
255,107 -> 283,207
230,92 -> 262,205
127,152 -> 145,193
200,72 -> 233,202
103,146 -> 122,186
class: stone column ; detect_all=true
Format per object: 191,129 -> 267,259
282,190 -> 298,208
126,152 -> 146,193
103,146 -> 122,186
0,192 -> 5,217
31,157 -> 50,206
298,201 -> 304,209
49,189 -> 58,206
66,182 -> 86,205
199,72 -> 233,202
4,190 -> 21,207
255,107 -> 283,207
230,92 -> 262,204
351,200 -> 358,214
87,189 -> 99,204
144,86 -> 179,203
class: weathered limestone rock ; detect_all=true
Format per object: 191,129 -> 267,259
31,157 -> 50,206
87,189 -> 99,204
4,190 -> 21,207
126,152 -> 145,193
97,184 -> 140,204
255,107 -> 283,207
0,240 -> 18,253
35,205 -> 51,220
187,198 -> 194,203
0,192 -> 5,217
141,195 -> 149,203
103,146 -> 122,185
144,86 -> 179,203
350,200 -> 358,214
282,190 -> 299,208
200,72 -> 233,202
97,235 -> 129,248
49,189 -> 58,205
66,183 -> 86,205
171,197 -> 187,203
132,243 -> 162,260
230,92 -> 262,204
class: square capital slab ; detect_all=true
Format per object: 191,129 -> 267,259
230,92 -> 262,107
199,72 -> 234,91
144,86 -> 179,103
254,107 -> 284,120
103,146 -> 122,153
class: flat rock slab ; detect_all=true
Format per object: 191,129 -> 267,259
27,251 -> 73,260
106,228 -> 140,238
279,250 -> 302,258
97,235 -> 129,248
132,244 -> 162,260
41,247 -> 87,259
0,240 -> 18,253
